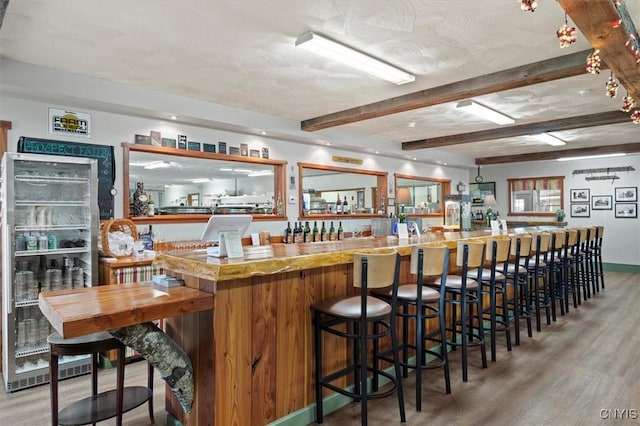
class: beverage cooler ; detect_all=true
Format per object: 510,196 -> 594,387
1,152 -> 98,391
444,194 -> 472,231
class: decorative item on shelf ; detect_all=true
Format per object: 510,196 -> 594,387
621,92 -> 636,112
631,109 -> 640,124
555,209 -> 565,222
99,219 -> 139,258
456,181 -> 466,193
132,182 -> 149,217
520,0 -> 537,12
147,196 -> 155,217
556,13 -> 577,48
586,49 -> 602,74
605,72 -> 619,98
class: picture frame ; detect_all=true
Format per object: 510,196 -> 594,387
570,203 -> 590,218
615,203 -> 637,218
615,186 -> 637,202
570,188 -> 590,203
591,195 -> 612,210
469,181 -> 496,205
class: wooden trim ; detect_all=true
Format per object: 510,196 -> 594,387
0,120 -> 11,158
301,50 -> 594,131
297,161 -> 386,177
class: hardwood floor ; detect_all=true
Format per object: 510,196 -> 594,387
1,271 -> 638,426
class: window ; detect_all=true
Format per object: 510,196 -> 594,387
508,176 -> 564,216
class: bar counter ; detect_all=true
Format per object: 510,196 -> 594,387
42,228 -> 556,426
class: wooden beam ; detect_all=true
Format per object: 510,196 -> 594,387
476,142 -> 640,165
558,0 -> 640,99
402,110 -> 630,150
301,50 -> 595,131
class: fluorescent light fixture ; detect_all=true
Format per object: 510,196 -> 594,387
295,31 -> 415,85
535,133 -> 566,146
233,169 -> 253,173
192,178 -> 210,183
456,100 -> 515,125
557,153 -> 626,162
219,168 -> 233,171
144,161 -> 179,170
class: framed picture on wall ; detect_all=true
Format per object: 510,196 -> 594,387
591,195 -> 612,210
615,187 -> 637,202
615,203 -> 637,218
469,181 -> 496,205
570,189 -> 590,203
570,203 -> 590,218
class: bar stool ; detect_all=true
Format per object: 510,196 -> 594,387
547,230 -> 566,319
374,244 -> 451,411
575,228 -> 592,301
313,249 -> 405,425
500,233 -> 533,345
523,232 -> 551,332
48,331 -> 154,426
470,237 -> 512,362
430,240 -> 487,382
593,225 -> 605,291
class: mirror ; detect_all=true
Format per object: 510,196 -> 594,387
124,144 -> 287,222
395,174 -> 450,216
299,162 -> 388,217
508,176 -> 564,216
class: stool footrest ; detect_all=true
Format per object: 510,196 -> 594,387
58,386 -> 152,426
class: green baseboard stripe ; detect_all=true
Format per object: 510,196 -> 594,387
603,263 -> 640,273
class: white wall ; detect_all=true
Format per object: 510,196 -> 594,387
480,157 -> 640,266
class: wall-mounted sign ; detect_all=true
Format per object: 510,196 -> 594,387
332,155 -> 363,165
48,108 -> 91,138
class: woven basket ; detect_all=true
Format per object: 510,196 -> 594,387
99,219 -> 139,258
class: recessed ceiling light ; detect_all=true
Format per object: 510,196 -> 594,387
408,122 -> 417,128
375,150 -> 379,154
443,162 -> 447,166
260,131 -> 267,135
413,157 -> 417,160
325,142 -> 331,146
170,115 -> 178,120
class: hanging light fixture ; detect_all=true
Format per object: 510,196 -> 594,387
605,72 -> 619,98
520,0 -> 537,12
586,49 -> 602,74
631,109 -> 640,124
621,92 -> 636,112
557,13 -> 577,48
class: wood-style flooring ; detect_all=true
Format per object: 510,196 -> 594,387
1,271 -> 639,426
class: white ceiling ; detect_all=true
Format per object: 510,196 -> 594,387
1,0 -> 639,164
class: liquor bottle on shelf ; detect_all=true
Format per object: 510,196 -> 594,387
351,196 -> 356,214
320,221 -> 327,242
342,196 -> 349,214
335,194 -> 342,214
312,221 -> 319,242
294,222 -> 303,243
337,221 -> 344,240
329,221 -> 336,241
131,182 -> 149,217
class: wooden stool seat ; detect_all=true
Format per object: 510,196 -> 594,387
48,331 -> 154,426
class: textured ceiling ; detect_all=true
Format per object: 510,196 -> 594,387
1,0 -> 639,164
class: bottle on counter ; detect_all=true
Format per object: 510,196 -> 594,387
337,221 -> 344,240
303,221 -> 311,242
312,221 -> 319,242
351,196 -> 356,214
294,222 -> 303,243
329,221 -> 336,241
336,194 -> 342,214
343,196 -> 349,214
284,221 -> 292,244
320,221 -> 327,241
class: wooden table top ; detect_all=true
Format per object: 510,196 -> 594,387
39,282 -> 214,338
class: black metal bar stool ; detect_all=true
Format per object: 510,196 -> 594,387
313,249 -> 405,425
500,233 -> 533,346
48,331 -> 154,426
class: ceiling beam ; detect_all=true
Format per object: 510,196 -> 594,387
558,0 -> 640,100
301,50 -> 595,131
402,110 -> 630,150
476,142 -> 640,165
